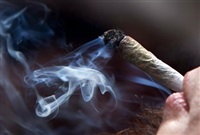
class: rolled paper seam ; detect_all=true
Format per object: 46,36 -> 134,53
118,36 -> 184,92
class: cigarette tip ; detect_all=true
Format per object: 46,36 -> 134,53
103,29 -> 125,48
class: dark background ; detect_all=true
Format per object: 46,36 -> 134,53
43,0 -> 199,75
1,1 -> 199,134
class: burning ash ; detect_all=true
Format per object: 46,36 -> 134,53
0,1 -> 170,135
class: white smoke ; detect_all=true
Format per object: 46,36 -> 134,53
0,1 -> 171,135
26,65 -> 116,117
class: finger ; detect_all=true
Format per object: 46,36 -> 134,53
182,67 -> 200,113
157,92 -> 188,135
163,92 -> 188,120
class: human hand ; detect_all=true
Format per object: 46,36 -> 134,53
157,67 -> 200,135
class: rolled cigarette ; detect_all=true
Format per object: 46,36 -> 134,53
103,29 -> 183,92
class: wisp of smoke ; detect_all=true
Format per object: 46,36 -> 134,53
0,1 -> 171,135
25,37 -> 117,117
0,1 -> 64,134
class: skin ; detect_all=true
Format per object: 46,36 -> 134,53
157,67 -> 200,135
